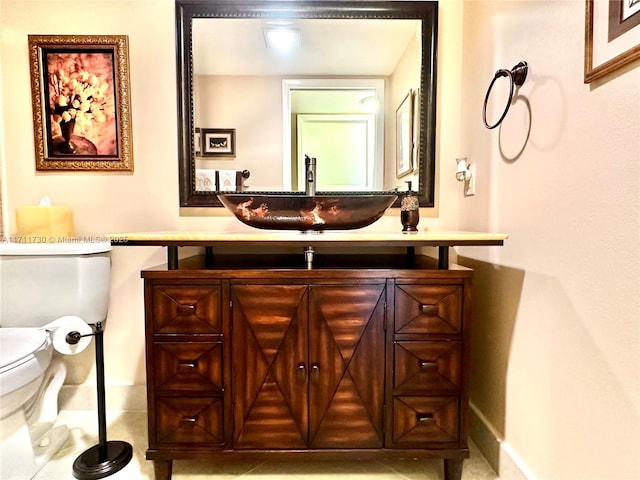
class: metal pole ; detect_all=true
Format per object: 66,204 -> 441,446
71,322 -> 132,479
438,246 -> 449,270
94,322 -> 108,461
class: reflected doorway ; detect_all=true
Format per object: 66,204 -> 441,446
283,78 -> 385,191
296,114 -> 374,191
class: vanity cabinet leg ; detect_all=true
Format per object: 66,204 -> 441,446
444,458 -> 463,480
153,460 -> 173,480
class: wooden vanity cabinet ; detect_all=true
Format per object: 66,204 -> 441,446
142,255 -> 472,480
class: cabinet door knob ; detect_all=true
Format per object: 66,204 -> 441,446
311,363 -> 320,382
297,363 -> 306,382
420,304 -> 438,315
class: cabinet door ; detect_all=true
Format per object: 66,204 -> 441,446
308,285 -> 386,448
231,284 -> 308,449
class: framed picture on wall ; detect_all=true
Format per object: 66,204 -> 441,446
201,128 -> 236,157
28,35 -> 133,171
395,90 -> 413,178
584,0 -> 640,83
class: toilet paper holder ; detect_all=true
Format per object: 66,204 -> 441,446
65,321 -> 132,479
65,330 -> 91,345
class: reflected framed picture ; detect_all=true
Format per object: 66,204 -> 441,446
194,127 -> 201,155
396,90 -> 413,178
412,88 -> 420,172
584,0 -> 640,83
201,128 -> 236,157
28,35 -> 133,171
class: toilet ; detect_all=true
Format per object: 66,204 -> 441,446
0,241 -> 112,480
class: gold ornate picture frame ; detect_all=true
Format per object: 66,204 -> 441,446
28,35 -> 133,171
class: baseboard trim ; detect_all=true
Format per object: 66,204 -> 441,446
59,384 -> 147,412
468,401 -> 536,480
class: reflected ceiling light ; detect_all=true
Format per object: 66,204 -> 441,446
263,23 -> 301,50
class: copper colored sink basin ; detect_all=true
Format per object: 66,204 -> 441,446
217,193 -> 397,231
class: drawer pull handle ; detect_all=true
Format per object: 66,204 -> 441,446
417,413 -> 435,423
419,360 -> 437,369
180,416 -> 198,425
177,304 -> 196,315
179,360 -> 198,371
420,304 -> 438,315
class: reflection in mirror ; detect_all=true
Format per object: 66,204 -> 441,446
177,1 -> 438,207
286,79 -> 385,192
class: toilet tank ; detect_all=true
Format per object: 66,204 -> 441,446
0,242 -> 112,327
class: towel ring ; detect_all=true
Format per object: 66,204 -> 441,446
482,61 -> 528,129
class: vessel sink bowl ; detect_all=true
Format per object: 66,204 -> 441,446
217,193 -> 398,231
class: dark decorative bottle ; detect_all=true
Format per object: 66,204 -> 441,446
401,180 -> 419,232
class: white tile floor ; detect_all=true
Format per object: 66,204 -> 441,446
32,410 -> 499,480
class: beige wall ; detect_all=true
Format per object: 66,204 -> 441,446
385,27 -> 422,192
456,0 -> 639,479
195,74 -> 284,189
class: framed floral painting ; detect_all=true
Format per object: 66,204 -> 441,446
28,35 -> 133,171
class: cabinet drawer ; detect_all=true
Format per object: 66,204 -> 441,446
154,341 -> 223,392
395,285 -> 462,334
394,341 -> 461,393
155,395 -> 225,445
152,285 -> 221,334
392,396 -> 459,445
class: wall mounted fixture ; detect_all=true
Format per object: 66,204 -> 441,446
482,60 -> 528,129
456,157 -> 471,182
456,157 -> 475,196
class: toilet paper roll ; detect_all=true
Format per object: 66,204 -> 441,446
44,316 -> 93,355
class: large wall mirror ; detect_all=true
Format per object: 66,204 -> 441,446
176,0 -> 438,207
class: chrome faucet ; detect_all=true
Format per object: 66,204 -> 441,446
304,155 -> 316,196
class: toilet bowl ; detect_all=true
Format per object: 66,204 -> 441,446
0,329 -> 68,480
0,328 -> 53,420
0,241 -> 112,480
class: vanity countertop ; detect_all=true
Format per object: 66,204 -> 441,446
105,230 -> 508,247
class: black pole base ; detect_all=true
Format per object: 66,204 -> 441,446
72,440 -> 133,479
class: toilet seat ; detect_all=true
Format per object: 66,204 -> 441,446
0,328 -> 52,396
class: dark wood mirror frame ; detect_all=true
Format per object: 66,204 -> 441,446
176,0 -> 438,208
